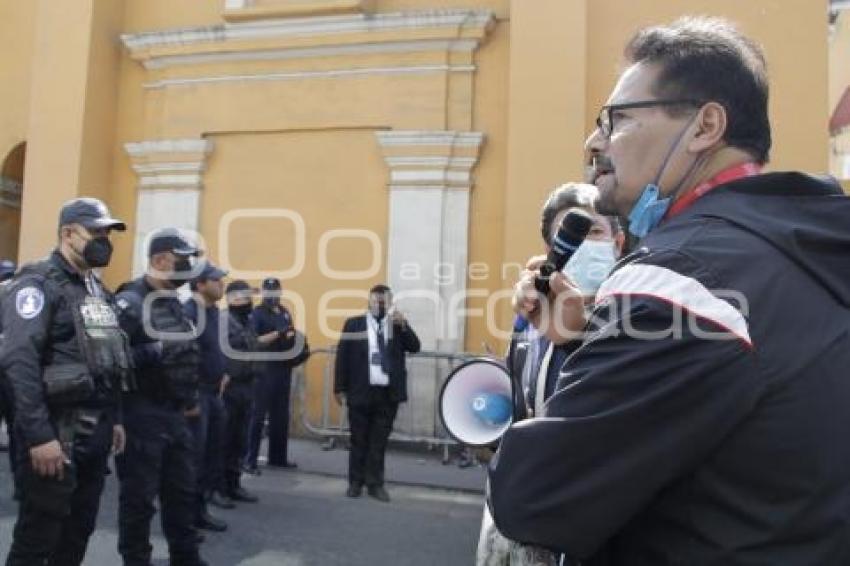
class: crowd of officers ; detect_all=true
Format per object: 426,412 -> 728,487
0,197 -> 308,566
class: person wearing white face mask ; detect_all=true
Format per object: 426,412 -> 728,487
476,183 -> 622,566
527,186 -> 625,418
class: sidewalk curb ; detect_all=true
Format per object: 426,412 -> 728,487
253,466 -> 486,496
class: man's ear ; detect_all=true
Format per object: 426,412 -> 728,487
689,102 -> 727,154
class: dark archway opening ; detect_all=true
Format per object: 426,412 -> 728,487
0,142 -> 25,262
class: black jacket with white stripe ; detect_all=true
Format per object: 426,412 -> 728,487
488,172 -> 850,565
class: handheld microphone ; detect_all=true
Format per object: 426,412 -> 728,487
534,210 -> 594,294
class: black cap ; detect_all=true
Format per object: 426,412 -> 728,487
261,277 -> 281,291
194,261 -> 228,282
147,228 -> 201,258
226,279 -> 256,295
59,197 -> 126,231
0,259 -> 15,281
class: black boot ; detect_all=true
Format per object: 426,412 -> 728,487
228,485 -> 259,503
195,507 -> 228,532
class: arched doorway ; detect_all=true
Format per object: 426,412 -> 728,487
0,142 -> 25,262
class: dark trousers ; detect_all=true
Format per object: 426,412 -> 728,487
347,387 -> 398,488
247,367 -> 292,467
117,399 -> 202,566
222,381 -> 253,490
187,388 -> 226,507
6,412 -> 113,566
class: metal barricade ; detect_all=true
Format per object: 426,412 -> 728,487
294,347 -> 477,461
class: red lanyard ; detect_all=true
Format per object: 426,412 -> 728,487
666,162 -> 761,218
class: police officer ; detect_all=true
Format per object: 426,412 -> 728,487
115,228 -> 208,566
245,277 -> 303,473
184,261 -> 232,529
0,259 -> 17,457
221,280 -> 260,502
1,198 -> 132,566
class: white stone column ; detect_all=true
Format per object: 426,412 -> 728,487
124,139 -> 213,276
376,130 -> 484,438
376,131 -> 484,352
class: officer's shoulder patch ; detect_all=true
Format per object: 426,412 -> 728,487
15,286 -> 45,320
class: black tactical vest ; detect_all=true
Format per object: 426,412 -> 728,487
23,261 -> 134,403
123,285 -> 200,398
226,313 -> 261,383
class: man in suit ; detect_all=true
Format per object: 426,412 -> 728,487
334,284 -> 420,502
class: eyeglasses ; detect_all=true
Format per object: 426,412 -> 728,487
595,99 -> 704,139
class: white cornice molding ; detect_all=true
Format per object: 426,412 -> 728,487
122,10 -> 494,51
131,162 -> 206,175
376,130 -> 485,191
125,139 -> 213,156
384,156 -> 478,168
138,174 -> 204,188
121,9 -> 495,69
376,130 -> 484,148
124,139 -> 213,191
143,63 -> 474,89
143,38 -> 479,70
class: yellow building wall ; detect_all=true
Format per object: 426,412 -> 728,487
502,0 -> 587,336
586,0 -> 829,176
0,1 -> 36,262
0,1 -> 36,160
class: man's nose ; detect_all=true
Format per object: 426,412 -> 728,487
584,127 -> 606,154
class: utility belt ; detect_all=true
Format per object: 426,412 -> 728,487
43,363 -> 97,404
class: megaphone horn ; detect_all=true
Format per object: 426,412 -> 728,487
439,358 -> 513,447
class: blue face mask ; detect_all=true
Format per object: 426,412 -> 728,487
627,184 -> 670,238
563,240 -> 618,296
625,113 -> 702,239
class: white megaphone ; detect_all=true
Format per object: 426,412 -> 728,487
439,358 -> 514,447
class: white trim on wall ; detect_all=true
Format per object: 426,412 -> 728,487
143,64 -> 475,89
125,139 -> 213,156
143,38 -> 480,70
121,10 -> 495,54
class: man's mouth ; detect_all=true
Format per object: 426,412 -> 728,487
589,156 -> 615,184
